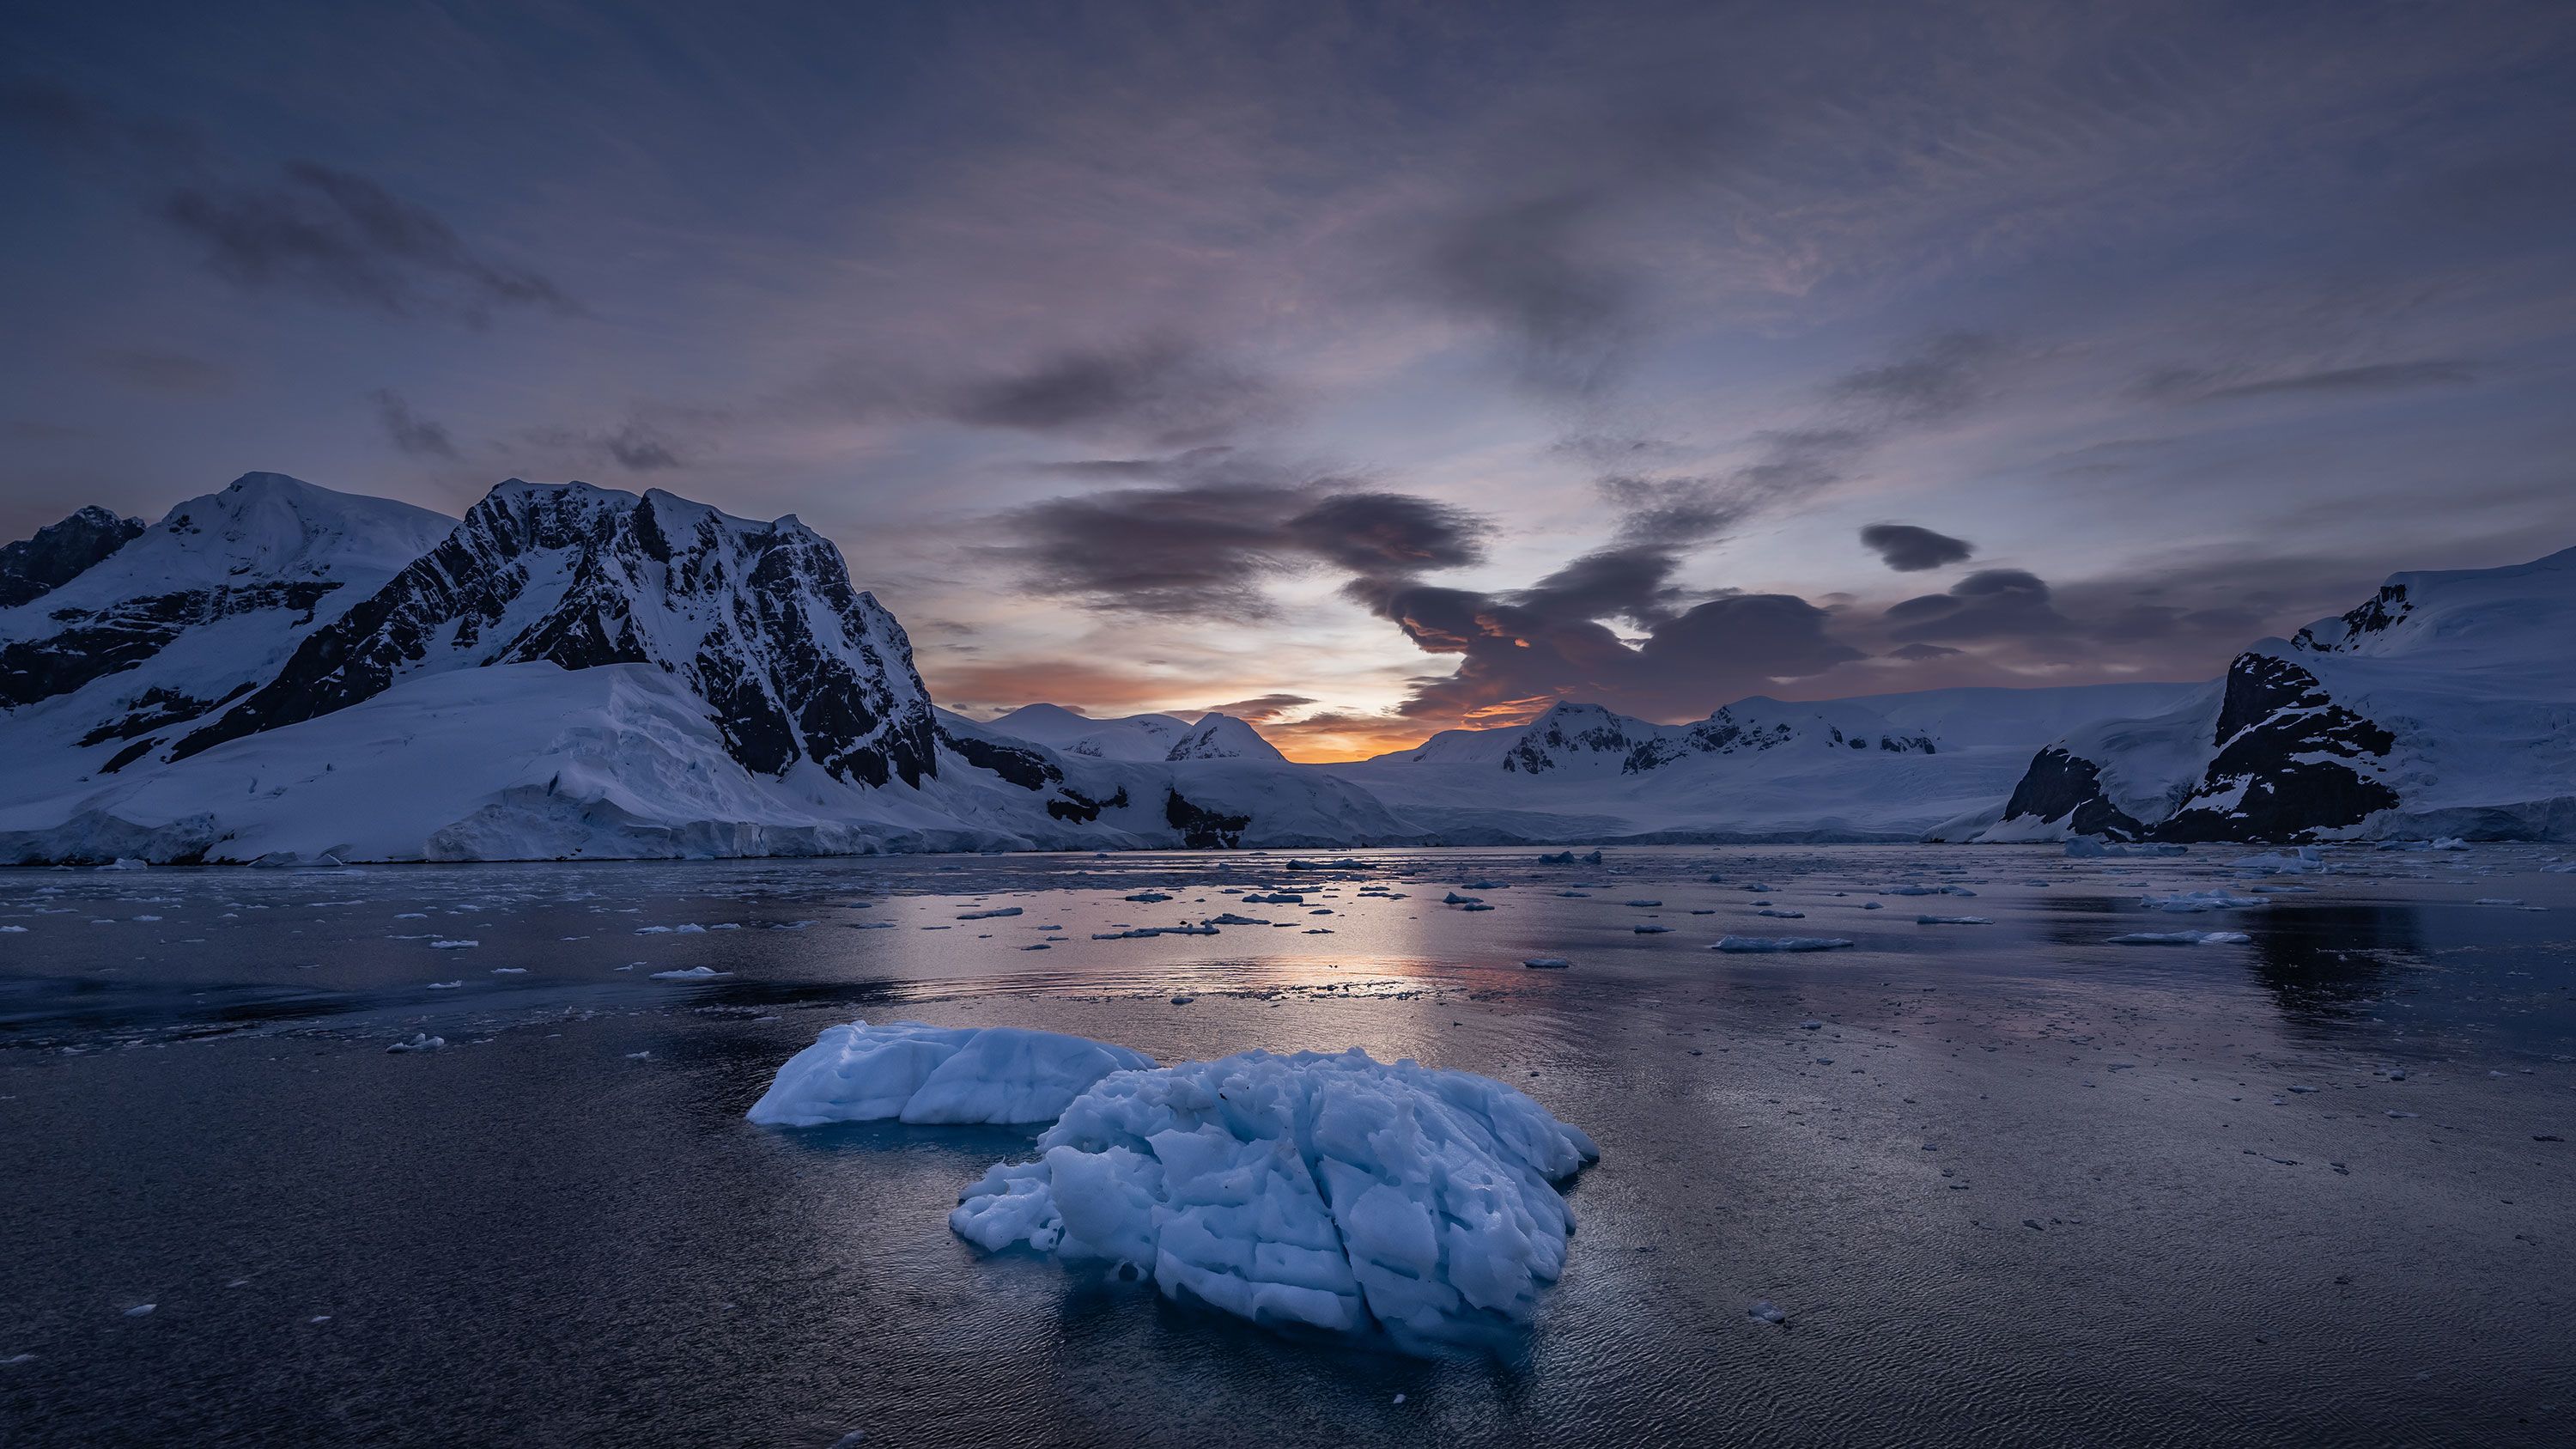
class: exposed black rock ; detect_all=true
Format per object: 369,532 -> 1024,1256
1997,746 -> 2147,839
1164,788 -> 1250,848
1047,785 -> 1127,824
0,506 -> 143,608
939,724 -> 1062,791
1,581 -> 338,708
2153,654 -> 2399,843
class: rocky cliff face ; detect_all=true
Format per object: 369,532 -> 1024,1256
173,481 -> 939,788
0,506 -> 143,608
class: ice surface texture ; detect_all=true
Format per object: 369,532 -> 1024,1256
950,1047 -> 1599,1350
746,1020 -> 1155,1128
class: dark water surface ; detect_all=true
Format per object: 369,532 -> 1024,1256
3,844 -> 2573,1446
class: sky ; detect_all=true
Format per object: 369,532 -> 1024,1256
5,1 -> 2573,759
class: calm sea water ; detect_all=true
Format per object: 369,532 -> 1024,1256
4,844 -> 2573,1446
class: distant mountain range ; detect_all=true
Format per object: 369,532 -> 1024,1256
3,472 -> 2567,861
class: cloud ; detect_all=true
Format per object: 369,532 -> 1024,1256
942,337 -> 1275,446
2133,358 -> 2476,405
370,388 -> 459,458
1884,642 -> 1963,661
1885,568 -> 2075,642
1828,332 -> 2008,422
91,350 -> 229,396
987,474 -> 1487,618
1409,100 -> 1730,396
517,416 -> 698,473
1859,522 -> 1974,571
160,161 -> 576,323
1352,573 -> 1862,726
1196,692 -> 1315,723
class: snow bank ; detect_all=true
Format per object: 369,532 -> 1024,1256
949,1047 -> 1598,1350
746,1020 -> 1155,1128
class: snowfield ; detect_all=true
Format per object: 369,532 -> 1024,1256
949,1046 -> 1599,1350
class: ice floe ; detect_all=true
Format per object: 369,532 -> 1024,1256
1711,936 -> 1854,953
747,1021 -> 1155,1128
948,1047 -> 1596,1350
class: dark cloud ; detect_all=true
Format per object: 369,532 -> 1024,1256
1196,692 -> 1315,723
2134,358 -> 2476,405
1886,568 -> 2075,642
91,350 -> 229,396
1352,573 -> 1861,725
1860,522 -> 1975,572
161,161 -> 576,323
1600,474 -> 1747,548
942,338 -> 1273,446
1884,642 -> 1963,661
370,388 -> 458,459
988,477 -> 1487,618
601,423 -> 680,472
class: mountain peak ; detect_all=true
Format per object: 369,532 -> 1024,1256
1165,712 -> 1287,763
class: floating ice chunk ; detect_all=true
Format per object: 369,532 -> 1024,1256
386,1032 -> 446,1053
2233,847 -> 2326,874
949,1047 -> 1596,1351
2140,891 -> 2267,912
957,907 -> 1024,920
1749,1300 -> 1786,1324
2472,898 -> 2524,907
651,965 -> 732,979
2108,930 -> 2250,946
1124,892 -> 1173,904
0,925 -> 25,933
1753,908 -> 1806,919
1914,915 -> 1991,925
1522,957 -> 1572,969
1623,899 -> 1662,908
747,1021 -> 1155,1128
428,939 -> 478,949
1712,936 -> 1854,953
425,980 -> 462,989
1632,924 -> 1672,934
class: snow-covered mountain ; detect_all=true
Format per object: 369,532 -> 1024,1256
1332,695 -> 2065,842
980,703 -> 1194,762
0,476 -> 1423,861
1983,546 -> 2576,843
9,473 -> 2565,859
1163,712 -> 1287,764
0,473 -> 456,801
0,505 -> 144,608
162,480 -> 940,790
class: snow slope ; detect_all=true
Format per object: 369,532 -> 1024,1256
0,473 -> 456,807
981,703 -> 1195,762
1164,711 -> 1287,764
1984,546 -> 2576,843
1332,697 -> 2040,842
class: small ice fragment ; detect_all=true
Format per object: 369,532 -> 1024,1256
386,1032 -> 446,1053
1522,957 -> 1573,969
1749,1300 -> 1785,1324
651,965 -> 731,979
